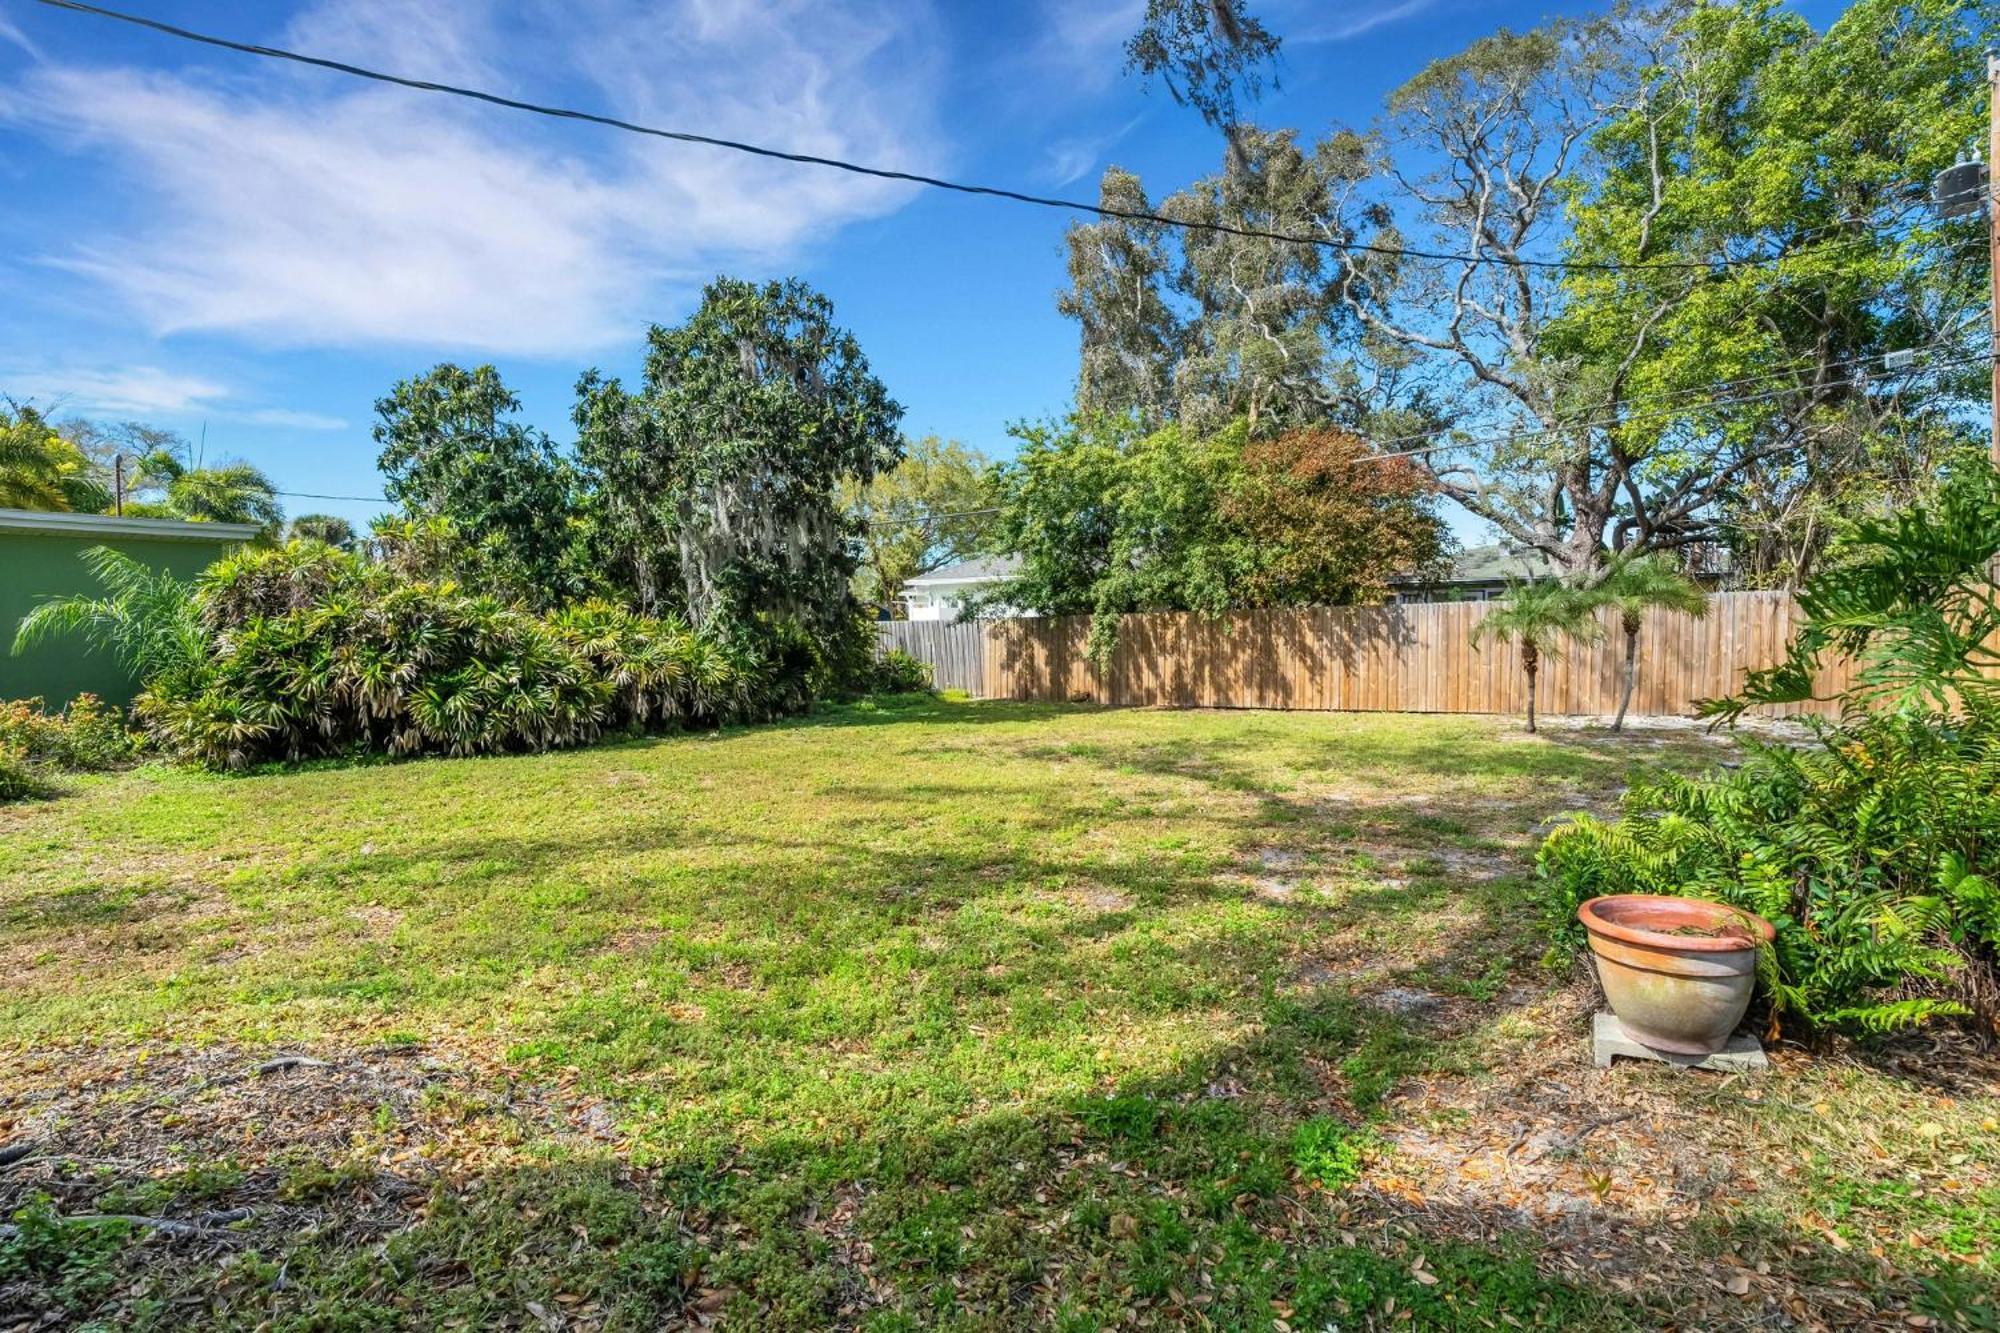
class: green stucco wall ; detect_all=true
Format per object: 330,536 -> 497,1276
2,530 -> 241,706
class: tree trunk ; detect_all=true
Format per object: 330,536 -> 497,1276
1523,642 -> 1539,734
1613,620 -> 1640,733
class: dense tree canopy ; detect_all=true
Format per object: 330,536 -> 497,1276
985,416 -> 1450,661
1070,0 -> 1993,586
374,365 -> 584,607
575,277 -> 904,647
1342,0 -> 1992,581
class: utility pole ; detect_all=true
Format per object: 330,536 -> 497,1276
1932,54 -> 1998,458
1989,49 -> 1999,463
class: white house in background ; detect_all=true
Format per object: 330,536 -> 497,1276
899,555 -> 1022,622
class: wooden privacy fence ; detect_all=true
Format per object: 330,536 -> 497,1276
968,590 -> 1853,719
877,620 -> 988,696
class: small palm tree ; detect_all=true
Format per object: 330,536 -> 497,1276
1470,579 -> 1605,734
138,449 -> 284,537
1596,555 -> 1708,731
288,513 -> 357,550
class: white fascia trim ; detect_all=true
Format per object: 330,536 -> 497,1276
0,508 -> 263,542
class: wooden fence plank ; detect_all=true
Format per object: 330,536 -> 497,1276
965,591 -> 1849,719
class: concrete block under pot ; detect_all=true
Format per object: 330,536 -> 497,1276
1578,894 -> 1775,1056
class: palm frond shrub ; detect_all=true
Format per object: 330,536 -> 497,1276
140,545 -> 763,768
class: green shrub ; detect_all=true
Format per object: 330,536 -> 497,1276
1540,708 -> 2000,1038
0,743 -> 60,803
0,694 -> 134,772
1542,464 -> 2000,1041
140,545 -> 778,769
871,648 -> 935,694
0,694 -> 135,803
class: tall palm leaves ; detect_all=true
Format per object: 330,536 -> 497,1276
1596,556 -> 1708,732
0,404 -> 109,512
1705,461 -> 2000,723
1469,580 -> 1605,733
138,449 -> 284,536
11,547 -> 210,699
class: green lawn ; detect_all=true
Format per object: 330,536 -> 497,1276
1,697 -> 1994,1329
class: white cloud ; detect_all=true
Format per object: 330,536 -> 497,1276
1281,0 -> 1441,44
233,408 -> 350,431
1027,0 -> 1143,93
0,12 -> 42,60
1,364 -> 229,416
2,0 -> 946,357
1042,114 -> 1145,188
0,363 -> 345,430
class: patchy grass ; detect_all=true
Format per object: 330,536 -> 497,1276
0,696 -> 1993,1329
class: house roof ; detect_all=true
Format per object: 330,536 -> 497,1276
1389,542 -> 1557,588
902,554 -> 1022,589
1444,542 -> 1558,585
0,507 -> 264,542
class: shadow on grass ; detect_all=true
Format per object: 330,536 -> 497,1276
10,972 -> 1989,1332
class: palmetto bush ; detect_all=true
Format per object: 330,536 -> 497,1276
139,545 -> 759,769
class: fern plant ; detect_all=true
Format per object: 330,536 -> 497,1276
1541,706 -> 2000,1037
1542,461 -> 2000,1039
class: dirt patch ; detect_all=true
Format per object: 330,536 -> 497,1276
0,1041 -> 597,1248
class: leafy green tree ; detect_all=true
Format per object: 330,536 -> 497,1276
1223,426 -> 1452,606
840,435 -> 995,615
1058,130 -> 1392,437
287,513 -> 358,550
1124,0 -> 1281,152
1595,555 -> 1708,731
1059,169 -> 1183,428
0,400 -> 110,512
1468,580 -> 1605,734
573,277 -> 903,648
374,364 -> 584,607
986,417 -> 1449,662
1335,0 -> 1992,580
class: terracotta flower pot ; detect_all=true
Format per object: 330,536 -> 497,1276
1578,894 -> 1776,1055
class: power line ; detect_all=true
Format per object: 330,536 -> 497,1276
276,488 -> 393,503
277,340 -> 1990,510
1352,344 -> 1992,464
25,0 -> 1931,280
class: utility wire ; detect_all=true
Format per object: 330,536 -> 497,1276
24,0 -> 1950,279
278,339 -> 1989,510
1352,346 -> 1993,465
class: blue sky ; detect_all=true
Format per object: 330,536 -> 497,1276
0,0 -> 1823,535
